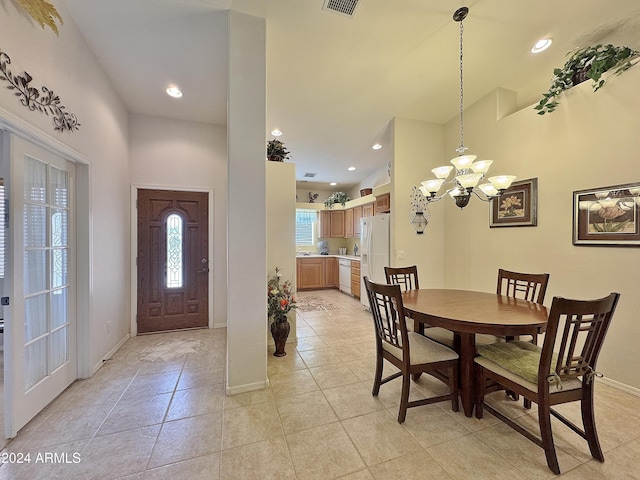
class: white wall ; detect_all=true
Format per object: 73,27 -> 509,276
267,162 -> 296,342
129,114 -> 228,328
439,70 -> 640,390
0,1 -> 131,371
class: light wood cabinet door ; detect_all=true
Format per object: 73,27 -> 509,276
344,208 -> 354,238
330,210 -> 345,237
297,258 -> 324,290
362,203 -> 374,218
350,260 -> 361,298
319,210 -> 331,238
353,205 -> 363,238
375,193 -> 390,214
325,257 -> 339,287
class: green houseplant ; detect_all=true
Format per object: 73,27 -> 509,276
323,191 -> 350,208
267,139 -> 291,162
535,44 -> 639,115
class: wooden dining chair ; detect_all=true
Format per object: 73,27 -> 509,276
384,266 -> 422,333
474,292 -> 620,475
364,277 -> 459,423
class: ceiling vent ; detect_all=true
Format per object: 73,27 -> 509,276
322,0 -> 360,17
304,172 -> 317,178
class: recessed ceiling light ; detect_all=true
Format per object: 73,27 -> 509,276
166,85 -> 183,98
330,182 -> 337,186
531,38 -> 552,54
348,166 -> 356,171
372,143 -> 382,150
271,129 -> 282,136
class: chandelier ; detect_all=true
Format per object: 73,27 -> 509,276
413,6 -> 516,218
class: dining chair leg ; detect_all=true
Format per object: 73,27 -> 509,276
474,365 -> 485,419
538,402 -> 561,475
524,398 -> 532,409
450,364 -> 459,412
398,373 -> 411,423
414,319 -> 424,335
372,353 -> 383,396
582,386 -> 604,462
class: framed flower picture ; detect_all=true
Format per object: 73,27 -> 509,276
490,178 -> 538,227
573,182 -> 640,246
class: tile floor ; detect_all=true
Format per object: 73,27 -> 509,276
1,289 -> 639,479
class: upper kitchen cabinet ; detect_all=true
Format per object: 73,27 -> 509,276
362,203 -> 374,218
352,205 -> 363,237
345,208 -> 354,238
375,193 -> 390,214
319,209 -> 345,238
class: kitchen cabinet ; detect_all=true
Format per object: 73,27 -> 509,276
325,257 -> 339,287
351,260 -> 361,298
362,203 -> 374,218
297,258 -> 324,290
375,193 -> 390,214
319,209 -> 345,238
344,208 -> 354,238
353,205 -> 363,238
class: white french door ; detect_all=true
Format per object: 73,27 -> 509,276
4,134 -> 76,437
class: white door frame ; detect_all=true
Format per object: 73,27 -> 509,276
130,184 -> 214,336
0,107 -> 92,433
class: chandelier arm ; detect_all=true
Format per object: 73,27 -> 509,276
471,189 -> 500,203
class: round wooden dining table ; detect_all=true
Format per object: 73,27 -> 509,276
401,289 -> 548,417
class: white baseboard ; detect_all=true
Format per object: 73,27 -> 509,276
600,376 -> 640,397
226,380 -> 268,396
91,334 -> 130,376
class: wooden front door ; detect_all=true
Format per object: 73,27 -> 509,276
137,189 -> 209,333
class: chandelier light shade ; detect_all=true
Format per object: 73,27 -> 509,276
412,6 -> 516,213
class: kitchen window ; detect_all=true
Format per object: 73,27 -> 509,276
295,209 -> 317,246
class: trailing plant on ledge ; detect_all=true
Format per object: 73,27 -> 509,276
535,44 -> 639,115
324,191 -> 350,208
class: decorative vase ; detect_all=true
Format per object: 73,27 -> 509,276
270,319 -> 290,357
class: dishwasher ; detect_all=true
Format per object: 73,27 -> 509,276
338,259 -> 351,294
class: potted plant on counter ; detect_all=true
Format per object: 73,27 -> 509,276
267,267 -> 297,357
324,191 -> 350,208
535,44 -> 639,115
267,139 -> 291,162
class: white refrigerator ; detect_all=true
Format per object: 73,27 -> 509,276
360,213 -> 390,309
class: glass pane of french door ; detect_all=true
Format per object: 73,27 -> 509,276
23,157 -> 70,388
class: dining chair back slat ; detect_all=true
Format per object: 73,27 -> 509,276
384,265 -> 419,292
497,268 -> 549,304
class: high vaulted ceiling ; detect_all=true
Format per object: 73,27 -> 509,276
62,0 -> 640,190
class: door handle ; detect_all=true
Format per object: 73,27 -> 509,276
197,258 -> 209,274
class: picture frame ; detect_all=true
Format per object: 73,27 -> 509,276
490,178 -> 538,228
573,182 -> 640,246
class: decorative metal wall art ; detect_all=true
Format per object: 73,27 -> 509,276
0,50 -> 80,132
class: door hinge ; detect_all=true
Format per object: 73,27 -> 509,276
1,297 -> 9,306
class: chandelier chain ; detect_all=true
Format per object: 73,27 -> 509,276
458,19 -> 465,153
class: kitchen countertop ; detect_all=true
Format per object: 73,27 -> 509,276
296,254 -> 360,261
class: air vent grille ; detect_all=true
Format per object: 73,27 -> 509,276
323,0 -> 360,17
304,172 -> 317,178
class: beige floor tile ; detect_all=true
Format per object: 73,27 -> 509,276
268,369 -> 320,399
220,437 -> 296,479
97,392 -> 172,436
121,370 -> 181,399
167,383 -> 225,420
276,390 -> 339,434
344,357 -> 378,381
287,422 -> 365,479
63,425 -> 160,479
474,422 -> 580,479
400,404 -> 471,449
309,363 -> 360,389
298,348 -> 343,368
427,434 -> 525,479
148,413 -> 223,468
133,453 -> 221,480
368,451 -> 451,480
584,436 -> 640,479
295,335 -> 328,351
338,470 -> 375,480
177,365 -> 225,390
295,326 -> 319,339
323,382 -> 385,420
267,351 -> 308,376
222,400 -> 284,449
224,386 -> 276,410
0,440 -> 87,480
341,410 -> 422,466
